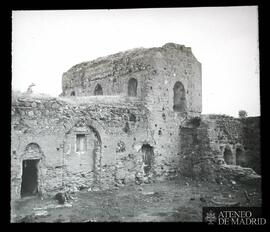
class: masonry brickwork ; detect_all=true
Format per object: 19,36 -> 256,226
11,43 -> 260,201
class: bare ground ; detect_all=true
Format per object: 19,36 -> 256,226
12,177 -> 262,223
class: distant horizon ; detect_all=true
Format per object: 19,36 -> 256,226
12,7 -> 260,117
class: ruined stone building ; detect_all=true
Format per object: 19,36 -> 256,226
11,43 -> 260,201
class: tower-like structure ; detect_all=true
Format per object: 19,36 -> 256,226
61,43 -> 202,171
11,43 -> 202,201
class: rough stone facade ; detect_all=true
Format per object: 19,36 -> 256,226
199,115 -> 261,174
179,114 -> 261,184
11,43 -> 260,201
11,95 -> 150,199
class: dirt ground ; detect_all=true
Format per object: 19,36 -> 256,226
12,177 -> 262,223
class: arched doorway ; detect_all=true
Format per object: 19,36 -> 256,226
70,91 -> 75,96
128,78 -> 138,97
236,148 -> 245,166
21,159 -> 39,197
141,144 -> 154,175
21,143 -> 43,198
224,146 -> 234,165
94,84 -> 103,95
173,81 -> 186,112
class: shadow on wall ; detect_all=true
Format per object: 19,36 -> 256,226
236,147 -> 245,166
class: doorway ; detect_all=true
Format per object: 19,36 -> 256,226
142,144 -> 154,175
21,159 -> 39,197
223,147 -> 234,165
128,78 -> 138,97
94,84 -> 103,95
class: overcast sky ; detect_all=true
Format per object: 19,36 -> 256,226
12,7 -> 259,117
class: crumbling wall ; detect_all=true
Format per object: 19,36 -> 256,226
11,96 -> 67,198
200,115 -> 243,163
60,43 -> 202,182
139,43 -> 202,180
200,115 -> 260,173
12,43 -> 206,202
11,93 -> 150,200
240,117 -> 261,174
61,43 -> 201,110
178,114 -> 261,184
178,117 -> 218,181
61,48 -> 156,100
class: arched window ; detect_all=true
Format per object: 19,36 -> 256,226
128,78 -> 138,97
94,84 -> 103,95
173,81 -> 186,112
70,91 -> 75,96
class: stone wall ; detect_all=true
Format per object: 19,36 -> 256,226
11,93 -> 152,199
59,42 -> 202,182
61,47 -> 156,99
12,43 -> 217,202
240,117 -> 261,174
12,93 -> 204,201
61,43 -> 202,114
178,114 -> 261,184
200,115 -> 261,173
142,43 -> 202,180
11,43 -> 261,203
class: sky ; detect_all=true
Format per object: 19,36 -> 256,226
12,7 -> 260,117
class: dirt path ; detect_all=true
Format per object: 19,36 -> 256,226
12,177 -> 262,222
